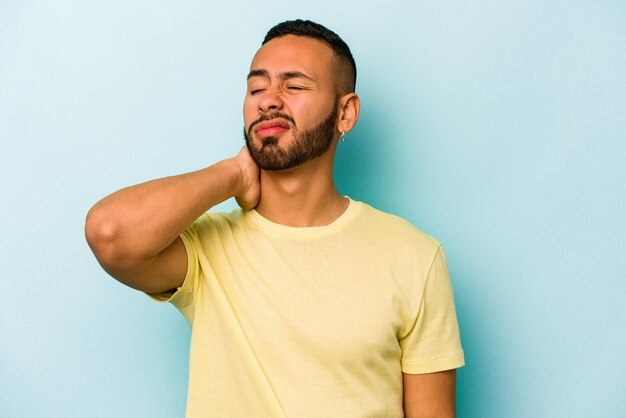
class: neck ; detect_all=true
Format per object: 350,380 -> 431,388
254,155 -> 349,227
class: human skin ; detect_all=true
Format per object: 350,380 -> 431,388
403,369 -> 457,417
84,34 -> 359,294
84,33 -> 456,417
243,34 -> 359,227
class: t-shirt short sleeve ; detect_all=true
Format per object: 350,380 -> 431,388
399,245 -> 465,374
144,222 -> 202,325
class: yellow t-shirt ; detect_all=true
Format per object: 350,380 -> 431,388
150,198 -> 464,418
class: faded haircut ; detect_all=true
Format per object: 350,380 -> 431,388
263,19 -> 357,95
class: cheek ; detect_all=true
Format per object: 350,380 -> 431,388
243,98 -> 256,127
294,99 -> 331,129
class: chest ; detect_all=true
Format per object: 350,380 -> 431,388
203,238 -> 412,363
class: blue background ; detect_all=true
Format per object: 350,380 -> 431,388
1,1 -> 624,417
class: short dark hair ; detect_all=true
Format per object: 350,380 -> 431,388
262,19 -> 357,94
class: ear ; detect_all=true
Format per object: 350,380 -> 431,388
337,93 -> 360,135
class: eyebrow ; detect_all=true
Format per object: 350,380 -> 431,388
247,69 -> 316,82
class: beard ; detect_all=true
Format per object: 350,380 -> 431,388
243,103 -> 339,171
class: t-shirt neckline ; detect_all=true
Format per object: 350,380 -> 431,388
244,196 -> 362,240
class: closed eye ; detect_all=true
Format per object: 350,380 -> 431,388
287,86 -> 304,90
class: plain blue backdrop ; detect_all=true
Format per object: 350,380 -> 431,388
1,1 -> 624,417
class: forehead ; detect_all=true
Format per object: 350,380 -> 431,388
249,35 -> 334,82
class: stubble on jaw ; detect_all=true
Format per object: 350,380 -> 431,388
243,102 -> 339,171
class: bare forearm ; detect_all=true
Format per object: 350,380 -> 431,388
85,158 -> 242,261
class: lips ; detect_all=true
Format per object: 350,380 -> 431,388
254,119 -> 290,138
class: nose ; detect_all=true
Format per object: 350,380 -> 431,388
257,89 -> 284,113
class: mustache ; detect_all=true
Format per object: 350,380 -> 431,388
248,112 -> 296,137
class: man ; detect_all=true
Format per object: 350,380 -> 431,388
85,19 -> 464,418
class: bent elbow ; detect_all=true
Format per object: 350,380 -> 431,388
84,208 -> 123,266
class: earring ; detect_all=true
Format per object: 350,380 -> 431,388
340,130 -> 346,142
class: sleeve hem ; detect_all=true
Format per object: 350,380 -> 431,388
402,352 -> 465,374
144,230 -> 196,304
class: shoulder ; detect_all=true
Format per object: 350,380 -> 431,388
355,201 -> 442,259
358,202 -> 440,245
189,207 -> 247,236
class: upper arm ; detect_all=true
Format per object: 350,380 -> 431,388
399,245 -> 465,374
403,369 -> 457,418
90,234 -> 188,294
